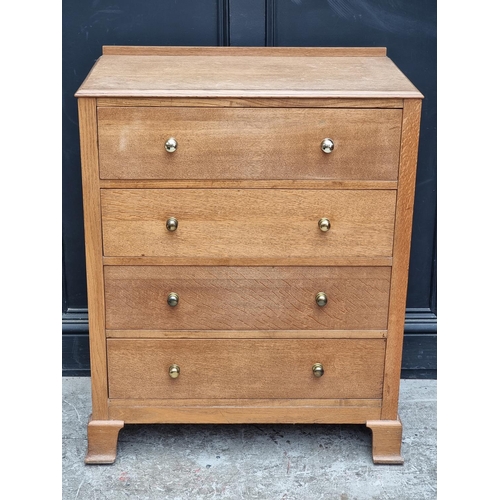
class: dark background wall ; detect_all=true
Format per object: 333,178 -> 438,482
62,0 -> 436,378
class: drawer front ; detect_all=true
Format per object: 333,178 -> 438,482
101,189 -> 396,258
107,339 -> 386,399
104,266 -> 391,330
97,107 -> 402,180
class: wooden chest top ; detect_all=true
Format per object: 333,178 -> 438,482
75,46 -> 422,99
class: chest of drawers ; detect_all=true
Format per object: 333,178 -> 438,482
75,46 -> 422,465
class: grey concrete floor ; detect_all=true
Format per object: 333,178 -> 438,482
62,377 -> 436,499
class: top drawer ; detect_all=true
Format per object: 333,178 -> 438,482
97,107 -> 402,180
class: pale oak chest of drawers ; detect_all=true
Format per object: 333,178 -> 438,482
75,46 -> 422,465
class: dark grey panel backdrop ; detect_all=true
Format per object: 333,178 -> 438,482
63,0 -> 436,377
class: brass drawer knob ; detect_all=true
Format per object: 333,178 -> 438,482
169,364 -> 180,379
312,363 -> 324,377
167,292 -> 179,307
165,137 -> 178,153
315,292 -> 328,307
166,217 -> 178,232
318,218 -> 331,232
321,138 -> 334,154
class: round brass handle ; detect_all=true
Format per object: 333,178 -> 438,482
321,138 -> 334,154
315,292 -> 328,307
312,363 -> 324,377
318,218 -> 331,232
166,217 -> 178,232
169,364 -> 180,379
167,292 -> 179,307
165,137 -> 178,153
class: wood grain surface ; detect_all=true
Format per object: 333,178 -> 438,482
107,339 -> 386,399
97,107 -> 402,180
104,266 -> 391,331
75,46 -> 423,454
106,329 -> 387,339
99,179 -> 398,190
109,398 -> 382,407
85,420 -> 124,464
78,98 -> 108,420
102,256 -> 393,267
108,396 -> 383,422
366,418 -> 404,464
75,54 -> 422,98
108,405 -> 381,424
96,97 -> 403,108
382,99 -> 422,420
101,189 -> 397,259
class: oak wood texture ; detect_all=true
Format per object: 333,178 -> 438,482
109,398 -> 382,407
102,46 -> 388,57
107,339 -> 386,400
382,99 -> 422,420
366,418 -> 404,464
75,53 -> 422,99
99,179 -> 398,190
76,46 -> 423,464
106,329 -> 387,339
108,405 -> 381,424
78,99 -> 108,420
97,97 -> 403,108
104,266 -> 391,331
102,256 -> 393,267
85,420 -> 124,464
108,395 -> 382,424
97,107 -> 402,180
101,189 -> 397,259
